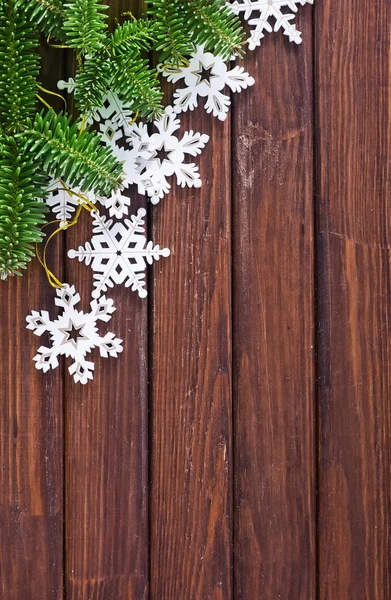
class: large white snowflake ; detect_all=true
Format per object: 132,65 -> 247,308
160,46 -> 255,121
125,106 -> 209,205
68,208 -> 170,299
26,285 -> 123,385
228,0 -> 314,50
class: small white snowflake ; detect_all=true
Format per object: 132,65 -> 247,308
96,119 -> 138,218
125,106 -> 209,204
57,81 -> 134,133
228,0 -> 313,50
26,285 -> 123,385
46,178 -> 97,227
68,208 -> 170,299
160,46 -> 255,121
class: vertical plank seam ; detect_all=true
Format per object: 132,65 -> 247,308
230,83 -> 237,600
61,45 -> 68,600
312,3 -> 321,599
229,83 -> 235,600
147,34 -> 154,595
147,156 -> 152,600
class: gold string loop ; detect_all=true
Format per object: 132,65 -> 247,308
37,182 -> 96,289
38,84 -> 67,110
46,33 -> 70,49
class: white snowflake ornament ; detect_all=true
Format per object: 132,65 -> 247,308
26,285 -> 123,385
125,106 -> 209,205
57,81 -> 134,133
228,0 -> 313,50
160,46 -> 255,121
68,209 -> 170,299
46,178 -> 97,227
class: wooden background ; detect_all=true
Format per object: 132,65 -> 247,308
1,0 -> 390,598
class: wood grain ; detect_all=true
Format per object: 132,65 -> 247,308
316,1 -> 391,597
149,95 -> 233,596
2,2 -> 391,598
65,2 -> 149,599
0,41 -> 65,600
232,12 -> 316,599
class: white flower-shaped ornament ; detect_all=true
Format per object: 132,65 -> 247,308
228,0 -> 314,50
125,106 -> 209,205
26,285 -> 123,384
160,46 -> 255,121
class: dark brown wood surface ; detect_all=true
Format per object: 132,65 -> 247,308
232,10 -> 316,598
0,41 -> 65,600
150,89 -> 233,598
316,1 -> 391,598
65,3 -> 149,598
1,1 -> 390,598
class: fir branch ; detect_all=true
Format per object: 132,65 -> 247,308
0,135 -> 48,279
63,0 -> 108,55
0,0 -> 40,133
73,56 -> 110,118
184,0 -> 245,60
111,55 -> 164,120
22,111 -> 124,196
16,0 -> 66,42
106,18 -> 156,58
147,1 -> 195,64
147,0 -> 244,62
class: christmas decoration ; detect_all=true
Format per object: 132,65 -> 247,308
46,179 -> 97,228
26,285 -> 123,384
1,0 -> 243,279
1,0 -> 314,383
68,209 -> 171,299
160,46 -> 255,121
126,107 -> 210,204
228,0 -> 314,50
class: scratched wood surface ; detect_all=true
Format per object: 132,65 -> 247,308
1,1 -> 390,599
232,10 -> 316,599
316,1 -> 391,598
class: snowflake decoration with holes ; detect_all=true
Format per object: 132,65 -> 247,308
26,285 -> 123,384
57,80 -> 134,132
55,84 -> 137,220
68,208 -> 170,299
160,46 -> 255,121
46,178 -> 97,227
97,116 -> 139,219
125,106 -> 209,205
228,0 -> 313,50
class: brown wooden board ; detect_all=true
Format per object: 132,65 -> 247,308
64,2 -> 149,598
0,42 -> 65,600
232,11 -> 316,599
316,1 -> 391,597
149,91 -> 233,596
2,2 -> 391,598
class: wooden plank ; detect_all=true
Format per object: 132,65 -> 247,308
149,96 -> 233,595
316,1 -> 391,597
0,43 -> 65,600
232,12 -> 316,599
65,2 -> 149,598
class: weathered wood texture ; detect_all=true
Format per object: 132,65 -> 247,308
0,43 -> 65,600
1,1 -> 391,599
150,92 -> 233,598
65,2 -> 149,599
316,1 -> 391,598
232,10 -> 316,599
